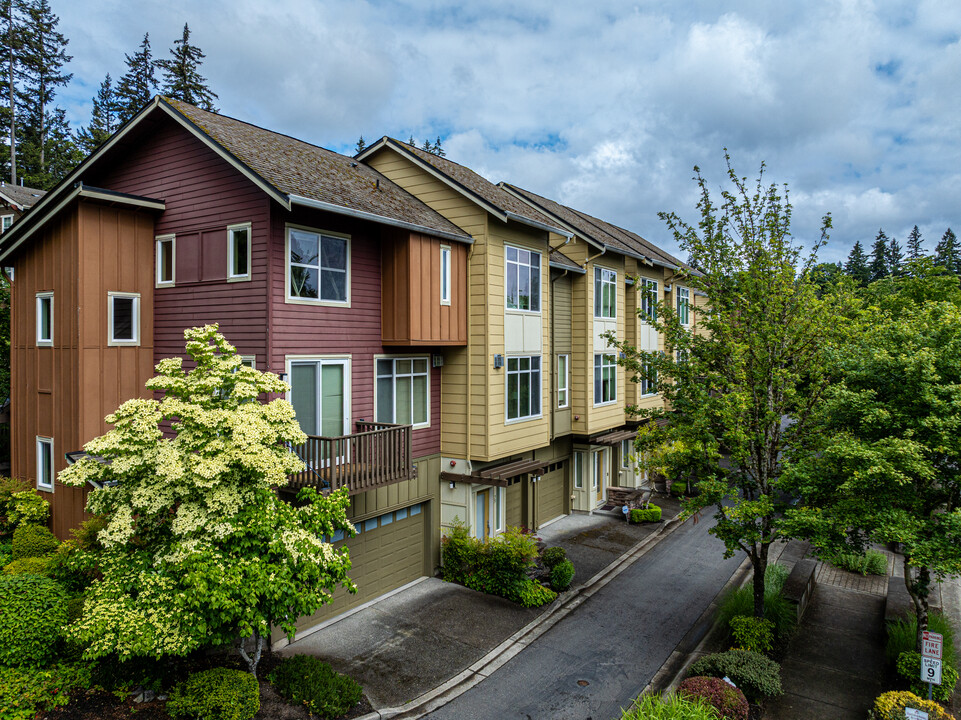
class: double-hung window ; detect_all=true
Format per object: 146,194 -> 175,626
36,437 -> 53,491
36,292 -> 52,346
506,356 -> 541,421
287,227 -> 349,303
505,245 -> 540,311
594,353 -> 617,404
677,286 -> 691,326
376,357 -> 429,427
440,245 -> 451,305
108,292 -> 140,345
1,215 -> 12,233
639,278 -> 658,322
156,235 -> 175,286
556,354 -> 569,408
227,223 -> 251,281
595,267 -> 616,318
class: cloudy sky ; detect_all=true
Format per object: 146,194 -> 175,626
56,0 -> 961,264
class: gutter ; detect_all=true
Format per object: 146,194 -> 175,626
503,210 -> 572,239
287,194 -> 473,246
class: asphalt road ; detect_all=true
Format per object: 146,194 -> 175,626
424,515 -> 743,720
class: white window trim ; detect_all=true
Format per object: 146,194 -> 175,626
440,245 -> 451,306
374,354 -> 431,429
285,224 -> 351,307
285,354 -> 351,437
36,436 -> 54,492
472,486 -> 505,539
677,286 -> 691,327
107,292 -> 141,346
621,439 -> 632,469
1,214 -> 13,233
227,222 -> 252,282
505,354 -> 543,424
36,292 -> 53,346
155,234 -> 175,287
573,451 -> 584,489
640,277 -> 658,324
594,265 -> 617,319
505,243 -> 542,314
593,353 -> 618,407
240,355 -> 256,369
557,353 -> 569,409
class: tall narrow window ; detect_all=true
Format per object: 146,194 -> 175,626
573,451 -> 584,489
556,354 -> 569,408
594,267 -> 616,318
36,437 -> 53,491
108,293 -> 140,345
156,235 -> 175,286
376,357 -> 429,427
505,245 -> 541,311
1,215 -> 12,233
677,286 -> 691,326
506,355 -> 541,420
36,292 -> 52,345
621,438 -> 632,469
640,361 -> 657,396
287,227 -> 349,303
228,223 -> 251,280
440,245 -> 451,305
639,278 -> 658,322
594,353 -> 617,404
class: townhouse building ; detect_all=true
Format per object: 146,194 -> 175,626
0,97 -> 696,641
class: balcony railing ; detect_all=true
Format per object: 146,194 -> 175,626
286,421 -> 415,495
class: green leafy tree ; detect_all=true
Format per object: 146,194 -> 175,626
906,225 -> 924,262
608,154 -> 848,618
115,32 -> 156,123
60,326 -> 355,676
844,240 -> 871,287
785,293 -> 961,653
76,73 -> 118,155
869,229 -> 890,282
808,261 -> 843,297
157,23 -> 217,111
934,228 -> 959,275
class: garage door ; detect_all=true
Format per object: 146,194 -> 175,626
286,501 -> 427,639
535,462 -> 566,528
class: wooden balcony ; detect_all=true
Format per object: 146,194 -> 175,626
286,421 -> 416,495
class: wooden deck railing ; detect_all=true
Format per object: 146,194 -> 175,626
286,421 -> 414,495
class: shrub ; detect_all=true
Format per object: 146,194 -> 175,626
517,580 -> 557,607
678,676 -> 749,720
11,523 -> 58,559
269,655 -> 362,719
0,663 -> 92,720
630,504 -> 662,523
441,521 -> 478,585
550,559 -> 575,592
886,612 -> 957,668
729,616 -> 774,654
3,555 -> 53,576
66,594 -> 86,623
670,480 -> 691,497
687,649 -> 782,701
828,549 -> 888,576
0,478 -> 49,537
167,667 -> 260,720
715,564 -> 796,644
0,573 -> 68,666
872,690 -> 955,719
621,692 -> 718,719
897,651 -> 959,703
0,540 -> 10,567
49,516 -> 107,593
541,546 -> 567,570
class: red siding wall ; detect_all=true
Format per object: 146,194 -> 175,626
90,119 -> 270,366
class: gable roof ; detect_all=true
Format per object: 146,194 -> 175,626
0,184 -> 46,211
500,182 -> 686,270
549,249 -> 585,274
356,137 -> 570,238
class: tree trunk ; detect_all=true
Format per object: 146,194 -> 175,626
7,2 -> 14,185
904,558 -> 931,654
752,544 -> 769,618
237,631 -> 265,677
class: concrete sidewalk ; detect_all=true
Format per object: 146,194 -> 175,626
279,496 -> 683,714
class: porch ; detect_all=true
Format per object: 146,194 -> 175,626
287,421 -> 416,496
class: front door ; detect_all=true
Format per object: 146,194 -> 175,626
476,489 -> 490,540
593,449 -> 605,504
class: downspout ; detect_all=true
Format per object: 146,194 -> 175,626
466,242 -> 474,464
549,269 -> 569,443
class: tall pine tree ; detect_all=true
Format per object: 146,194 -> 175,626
844,240 -> 871,286
887,236 -> 903,276
906,225 -> 924,261
115,32 -> 155,123
157,23 -> 217,111
1,0 -> 27,184
868,229 -> 890,282
934,228 -> 960,275
76,73 -> 119,155
355,135 -> 365,153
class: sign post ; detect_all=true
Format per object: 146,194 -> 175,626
921,630 -> 944,700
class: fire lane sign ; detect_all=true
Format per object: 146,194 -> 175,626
922,631 -> 943,660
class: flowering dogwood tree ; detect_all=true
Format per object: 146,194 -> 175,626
60,325 -> 355,675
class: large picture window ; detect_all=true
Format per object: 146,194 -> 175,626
505,245 -> 540,311
594,353 -> 617,405
677,286 -> 691,326
376,357 -> 429,427
595,267 -> 616,318
639,278 -> 658,322
287,227 -> 348,303
506,355 -> 541,420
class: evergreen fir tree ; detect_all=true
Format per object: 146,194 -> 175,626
115,32 -> 155,123
16,0 -> 74,188
157,23 -> 217,111
868,229 -> 890,282
355,135 -> 365,154
432,136 -> 445,157
906,224 -> 924,261
76,73 -> 119,155
887,236 -> 903,276
421,138 -> 431,152
844,240 -> 870,287
407,135 -> 415,146
935,228 -> 960,275
0,0 -> 27,183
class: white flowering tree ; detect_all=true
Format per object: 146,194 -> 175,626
60,325 -> 355,675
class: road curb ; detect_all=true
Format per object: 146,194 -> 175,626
353,508 -> 691,720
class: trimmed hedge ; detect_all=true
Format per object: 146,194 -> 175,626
630,505 -> 662,523
167,667 -> 260,720
687,649 -> 782,701
11,524 -> 58,559
550,559 -> 575,592
270,655 -> 362,719
678,676 -> 748,720
3,555 -> 54,576
0,573 -> 68,666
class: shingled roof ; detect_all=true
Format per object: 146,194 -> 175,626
357,137 -> 567,236
500,182 -> 686,269
549,249 -> 585,273
163,99 -> 470,243
0,183 -> 46,210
